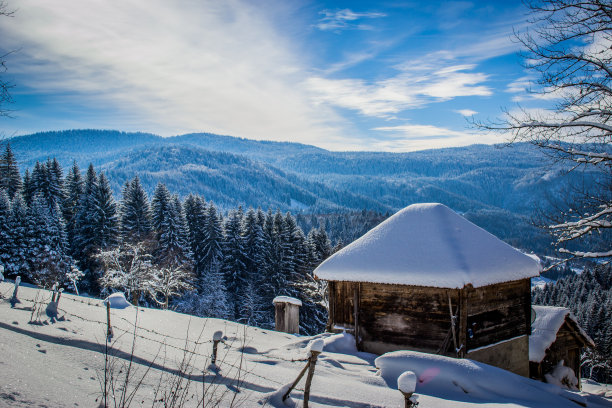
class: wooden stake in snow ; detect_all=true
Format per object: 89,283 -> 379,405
10,276 -> 21,307
398,371 -> 418,408
282,339 -> 324,408
211,330 -> 223,364
56,288 -> 64,308
105,299 -> 113,340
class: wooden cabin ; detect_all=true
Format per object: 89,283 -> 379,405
529,305 -> 594,388
314,203 -> 541,376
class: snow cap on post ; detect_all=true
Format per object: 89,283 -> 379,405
272,296 -> 302,306
213,330 -> 223,342
314,203 -> 541,288
307,339 -> 325,356
398,371 -> 417,394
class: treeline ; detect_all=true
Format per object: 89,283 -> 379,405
0,145 -> 332,335
532,264 -> 612,382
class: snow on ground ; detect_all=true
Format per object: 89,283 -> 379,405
0,281 -> 610,408
314,203 -> 541,289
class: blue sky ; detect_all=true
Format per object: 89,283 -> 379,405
0,0 -> 547,151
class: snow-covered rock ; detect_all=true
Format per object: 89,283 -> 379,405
103,292 -> 132,309
315,203 -> 541,288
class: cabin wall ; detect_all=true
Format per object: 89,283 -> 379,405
328,279 -> 532,375
465,279 -> 531,351
353,282 -> 460,354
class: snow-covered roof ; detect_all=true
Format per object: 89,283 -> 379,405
529,305 -> 594,363
314,203 -> 541,289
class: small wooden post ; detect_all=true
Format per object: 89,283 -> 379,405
105,300 -> 113,340
398,371 -> 418,408
273,296 -> 302,334
212,330 -> 223,364
10,276 -> 21,307
56,288 -> 64,308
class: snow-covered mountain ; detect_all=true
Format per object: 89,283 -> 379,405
5,129 -> 603,253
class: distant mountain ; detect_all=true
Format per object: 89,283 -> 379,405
5,129 -> 601,253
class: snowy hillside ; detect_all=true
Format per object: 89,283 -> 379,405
1,281 -> 611,407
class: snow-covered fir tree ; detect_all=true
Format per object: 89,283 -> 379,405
7,195 -> 29,276
27,195 -> 70,287
63,161 -> 83,256
120,176 -> 152,243
0,143 -> 21,200
0,191 -> 11,269
156,195 -> 192,269
151,182 -> 171,234
223,207 -> 247,320
21,169 -> 34,206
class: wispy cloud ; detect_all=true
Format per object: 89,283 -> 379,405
455,109 -> 478,117
0,0 -> 347,146
316,9 -> 386,32
371,123 -> 502,151
307,65 -> 490,118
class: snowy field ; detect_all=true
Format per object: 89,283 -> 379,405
1,281 -> 611,408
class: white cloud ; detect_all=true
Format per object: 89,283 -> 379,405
316,9 -> 386,31
0,0 -> 348,146
306,65 -> 491,118
455,109 -> 478,116
371,124 -> 503,151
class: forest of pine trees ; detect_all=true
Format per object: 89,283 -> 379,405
0,144 -> 332,335
532,264 -> 612,383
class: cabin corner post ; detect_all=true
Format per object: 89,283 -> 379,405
353,282 -> 361,350
458,286 -> 469,357
326,281 -> 335,332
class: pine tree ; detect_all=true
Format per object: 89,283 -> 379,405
0,144 -> 22,200
151,183 -> 171,234
183,194 -> 207,280
93,173 -> 119,251
63,161 -> 83,254
201,202 -> 224,279
7,195 -> 28,275
27,195 -> 70,287
121,176 -> 152,243
21,169 -> 34,206
223,208 -> 247,320
0,191 -> 11,269
156,195 -> 192,269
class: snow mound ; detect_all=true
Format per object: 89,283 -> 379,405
272,296 -> 302,306
375,350 -> 586,406
103,292 -> 132,309
323,332 -> 358,354
545,361 -> 579,391
258,383 -> 297,407
315,203 -> 541,288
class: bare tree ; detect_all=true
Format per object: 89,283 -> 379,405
97,242 -> 155,306
0,1 -> 15,118
475,0 -> 612,261
149,264 -> 194,310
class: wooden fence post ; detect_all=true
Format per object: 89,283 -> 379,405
10,276 -> 21,307
105,300 -> 113,340
212,331 -> 223,364
282,339 -> 324,406
398,371 -> 418,408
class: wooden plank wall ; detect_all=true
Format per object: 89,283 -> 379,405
328,279 -> 531,355
357,282 -> 459,352
465,279 -> 531,351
